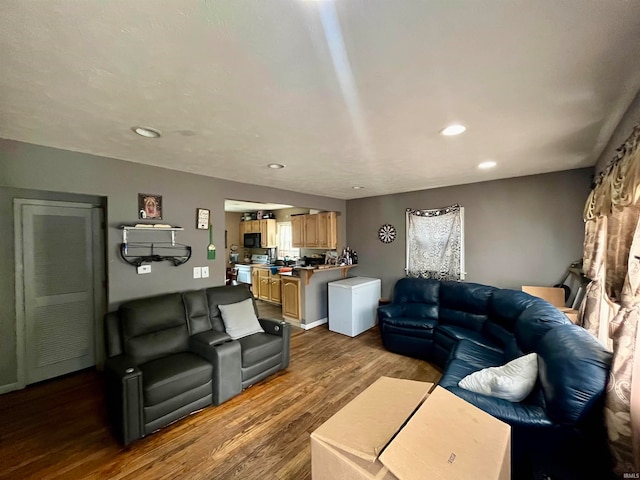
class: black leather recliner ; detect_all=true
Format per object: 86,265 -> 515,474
104,284 -> 290,445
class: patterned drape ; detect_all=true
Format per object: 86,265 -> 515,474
406,204 -> 463,281
581,123 -> 640,474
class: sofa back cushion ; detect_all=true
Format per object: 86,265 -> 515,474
183,290 -> 212,334
515,300 -> 570,352
120,293 -> 189,365
393,277 -> 440,304
206,284 -> 257,332
537,325 -> 612,425
490,289 -> 538,331
392,278 -> 440,320
439,281 -> 495,332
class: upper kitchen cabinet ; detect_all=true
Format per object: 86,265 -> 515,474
292,214 -> 305,248
317,211 -> 337,249
292,212 -> 338,249
240,219 -> 276,248
304,214 -> 319,247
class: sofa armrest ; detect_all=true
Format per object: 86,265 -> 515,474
189,330 -> 232,347
378,304 -> 403,319
259,318 -> 291,369
259,318 -> 287,336
104,355 -> 144,445
189,333 -> 242,405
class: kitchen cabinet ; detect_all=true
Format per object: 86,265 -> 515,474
239,219 -> 277,248
257,268 -> 281,305
292,215 -> 305,247
251,267 -> 260,298
317,211 -> 337,249
304,214 -> 319,247
282,277 -> 301,320
291,212 -> 338,249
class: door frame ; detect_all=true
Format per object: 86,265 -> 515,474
12,199 -> 105,391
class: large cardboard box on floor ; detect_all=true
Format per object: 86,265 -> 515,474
310,377 -> 510,480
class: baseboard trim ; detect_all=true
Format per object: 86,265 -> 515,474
0,382 -> 20,395
301,318 -> 327,330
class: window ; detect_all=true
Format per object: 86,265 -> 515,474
405,204 -> 465,281
277,222 -> 300,259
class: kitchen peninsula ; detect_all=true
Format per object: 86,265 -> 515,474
256,264 -> 357,329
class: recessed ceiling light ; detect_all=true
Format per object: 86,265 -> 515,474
352,186 -> 364,190
268,163 -> 285,169
478,161 -> 497,169
131,126 -> 161,138
440,124 -> 466,136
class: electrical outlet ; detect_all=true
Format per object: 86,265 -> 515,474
137,264 -> 151,274
193,266 -> 202,279
201,266 -> 209,278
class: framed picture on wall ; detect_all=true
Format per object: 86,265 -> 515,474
138,193 -> 163,220
196,208 -> 210,230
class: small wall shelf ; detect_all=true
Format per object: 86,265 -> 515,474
119,225 -> 191,267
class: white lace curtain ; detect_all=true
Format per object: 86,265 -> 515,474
406,204 -> 464,281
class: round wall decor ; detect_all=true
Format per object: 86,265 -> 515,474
378,224 -> 397,243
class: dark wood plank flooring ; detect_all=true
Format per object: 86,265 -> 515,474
0,326 -> 441,480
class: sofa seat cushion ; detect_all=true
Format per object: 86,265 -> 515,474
140,352 -> 213,406
438,358 -> 478,388
238,333 -> 283,367
444,386 -> 553,428
450,339 -> 505,370
380,316 -> 438,339
435,324 -> 502,352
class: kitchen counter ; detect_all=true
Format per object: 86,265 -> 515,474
293,265 -> 357,285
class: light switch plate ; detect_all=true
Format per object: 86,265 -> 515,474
201,266 -> 209,278
193,266 -> 202,279
137,264 -> 151,274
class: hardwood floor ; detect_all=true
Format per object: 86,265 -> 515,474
0,326 -> 441,480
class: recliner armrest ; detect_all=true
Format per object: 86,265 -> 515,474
378,304 -> 403,319
104,354 -> 141,378
258,318 -> 288,336
104,354 -> 144,445
259,318 -> 291,369
190,330 -> 232,347
189,331 -> 242,405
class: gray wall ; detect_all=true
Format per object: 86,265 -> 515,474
0,139 -> 346,389
346,169 -> 592,298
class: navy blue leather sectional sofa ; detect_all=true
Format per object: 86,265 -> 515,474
377,277 -> 613,479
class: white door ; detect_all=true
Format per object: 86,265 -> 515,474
20,202 -> 98,385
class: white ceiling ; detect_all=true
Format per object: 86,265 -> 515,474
1,1 -> 640,200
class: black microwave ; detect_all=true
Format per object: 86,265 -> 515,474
243,233 -> 261,248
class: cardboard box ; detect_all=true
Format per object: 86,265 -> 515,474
521,285 -> 565,307
559,307 -> 579,323
310,377 -> 511,480
521,286 -> 579,323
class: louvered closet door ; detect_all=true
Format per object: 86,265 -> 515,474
22,205 -> 95,384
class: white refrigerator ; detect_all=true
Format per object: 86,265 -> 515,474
328,277 -> 381,337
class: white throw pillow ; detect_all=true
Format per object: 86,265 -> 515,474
458,353 -> 538,402
218,298 -> 265,340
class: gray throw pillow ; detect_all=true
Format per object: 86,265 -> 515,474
218,298 -> 265,340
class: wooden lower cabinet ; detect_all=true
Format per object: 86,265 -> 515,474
257,268 -> 281,305
270,275 -> 281,304
282,277 -> 301,320
251,268 -> 260,298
